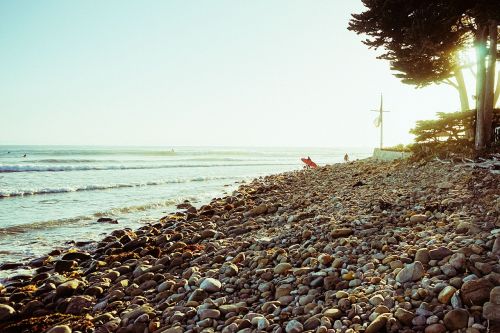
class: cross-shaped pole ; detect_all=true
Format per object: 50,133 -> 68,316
370,93 -> 390,149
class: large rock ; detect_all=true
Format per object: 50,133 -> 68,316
200,278 -> 221,292
198,308 -> 220,320
492,237 -> 500,256
448,252 -> 465,270
54,260 -> 77,273
274,263 -> 292,274
490,286 -> 500,304
483,302 -> 500,321
61,251 -> 91,261
56,280 -> 80,298
443,309 -> 468,330
461,278 -> 494,305
331,228 -> 353,238
410,214 -> 427,223
429,247 -> 453,260
158,327 -> 183,333
394,308 -> 414,326
396,261 -> 425,283
437,286 -> 457,304
415,248 -> 430,264
285,320 -> 303,333
244,204 -> 268,217
424,324 -> 446,333
365,314 -> 389,333
65,295 -> 94,315
47,326 -> 72,333
0,304 -> 16,321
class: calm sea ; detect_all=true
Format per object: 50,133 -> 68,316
0,146 -> 371,276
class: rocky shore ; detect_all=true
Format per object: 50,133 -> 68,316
0,158 -> 499,333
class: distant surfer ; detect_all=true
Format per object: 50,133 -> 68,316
344,153 -> 349,162
301,156 -> 318,169
23,154 -> 26,158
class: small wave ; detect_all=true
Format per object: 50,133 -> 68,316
0,176 -> 235,198
0,198 -> 189,235
0,162 -> 295,173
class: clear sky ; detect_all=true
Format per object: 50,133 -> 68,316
0,0 -> 472,147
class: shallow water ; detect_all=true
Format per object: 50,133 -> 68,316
0,145 -> 371,277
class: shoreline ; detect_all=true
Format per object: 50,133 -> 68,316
0,158 -> 499,333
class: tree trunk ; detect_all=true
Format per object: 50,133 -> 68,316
475,26 -> 488,150
495,69 -> 500,107
484,21 -> 497,146
454,67 -> 469,111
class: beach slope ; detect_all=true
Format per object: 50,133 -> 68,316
0,159 -> 499,333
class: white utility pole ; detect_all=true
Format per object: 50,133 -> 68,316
371,94 -> 390,149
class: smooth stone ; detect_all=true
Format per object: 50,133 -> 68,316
323,308 -> 342,320
438,286 -> 457,304
274,263 -> 292,274
492,237 -> 500,255
415,248 -> 430,264
198,309 -> 220,320
490,286 -> 500,304
429,247 -> 452,260
46,325 -> 72,333
365,314 -> 388,333
54,260 -> 77,273
65,295 -> 94,315
424,323 -> 446,333
56,280 -> 80,298
285,319 -> 303,333
200,278 -> 221,292
461,278 -> 494,305
483,302 -> 500,321
331,228 -> 353,238
188,289 -> 208,302
0,304 -> 16,321
448,252 -> 466,270
257,317 -> 270,330
394,308 -> 414,326
410,214 -> 427,223
396,261 -> 425,283
443,309 -> 468,330
158,327 -> 184,333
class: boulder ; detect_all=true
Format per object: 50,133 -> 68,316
396,261 -> 425,283
461,278 -> 494,305
443,309 -> 468,330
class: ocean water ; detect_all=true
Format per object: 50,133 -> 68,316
0,146 -> 371,275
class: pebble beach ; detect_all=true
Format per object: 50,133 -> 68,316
0,158 -> 499,333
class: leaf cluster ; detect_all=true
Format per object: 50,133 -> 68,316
348,0 -> 499,87
410,108 -> 500,143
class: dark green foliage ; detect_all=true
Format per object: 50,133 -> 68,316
410,110 -> 476,143
410,109 -> 500,143
348,1 -> 499,87
409,109 -> 500,158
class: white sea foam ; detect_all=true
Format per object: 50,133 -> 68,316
0,162 -> 293,173
0,197 -> 192,235
0,176 -> 235,198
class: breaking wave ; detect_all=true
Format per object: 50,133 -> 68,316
0,162 -> 294,173
0,176 -> 236,198
0,197 -> 191,235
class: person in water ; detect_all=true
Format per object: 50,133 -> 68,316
344,153 -> 349,162
23,154 -> 27,158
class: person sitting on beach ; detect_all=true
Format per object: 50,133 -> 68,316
344,153 -> 349,162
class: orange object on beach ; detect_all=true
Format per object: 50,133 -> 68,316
301,157 -> 318,168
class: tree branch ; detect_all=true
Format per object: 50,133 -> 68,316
443,78 -> 459,89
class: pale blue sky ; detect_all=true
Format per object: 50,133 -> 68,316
0,1 -> 467,147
